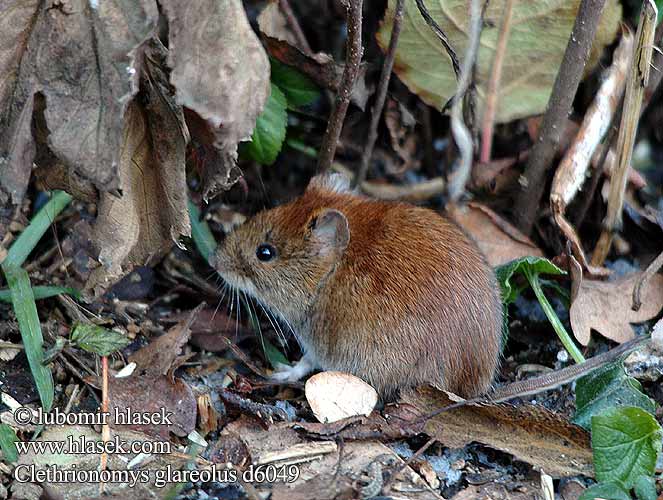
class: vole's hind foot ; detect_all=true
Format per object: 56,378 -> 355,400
270,356 -> 315,383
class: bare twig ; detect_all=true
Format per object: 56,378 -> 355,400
513,0 -> 608,234
278,0 -> 312,54
354,0 -> 405,187
414,0 -> 460,79
479,0 -> 515,163
447,0 -> 482,201
632,249 -> 663,311
317,0 -> 363,173
219,389 -> 289,422
592,0 -> 657,265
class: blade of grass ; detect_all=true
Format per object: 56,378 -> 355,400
1,265 -> 54,411
188,199 -> 216,263
2,190 -> 72,269
0,285 -> 80,303
0,423 -> 19,463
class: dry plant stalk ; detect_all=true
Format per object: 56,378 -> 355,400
447,0 -> 482,201
591,0 -> 657,266
549,33 -> 632,269
479,0 -> 515,163
317,0 -> 364,173
514,0 -> 608,234
354,0 -> 405,187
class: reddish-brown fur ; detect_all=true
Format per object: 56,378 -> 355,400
213,174 -> 503,400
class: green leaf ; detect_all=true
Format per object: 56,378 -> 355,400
245,83 -> 287,165
495,256 -> 566,306
1,265 -> 54,411
578,481 -> 631,500
263,338 -> 289,369
0,285 -> 80,303
633,475 -> 657,500
270,58 -> 319,107
574,360 -> 656,429
70,323 -> 130,357
592,407 -> 662,489
2,190 -> 72,269
188,200 -> 216,264
0,423 -> 19,463
377,0 -> 621,123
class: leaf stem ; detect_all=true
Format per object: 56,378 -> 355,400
526,269 -> 585,364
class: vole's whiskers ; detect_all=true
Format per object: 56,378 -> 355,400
257,302 -> 289,352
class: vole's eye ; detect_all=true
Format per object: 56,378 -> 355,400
256,243 -> 277,262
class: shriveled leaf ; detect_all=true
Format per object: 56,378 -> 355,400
496,256 -> 566,306
591,407 -> 662,489
86,40 -> 190,294
377,0 -> 621,122
161,0 -> 269,198
244,84 -> 287,165
448,203 -> 543,267
573,360 -> 655,429
305,371 -> 378,423
129,305 -> 200,376
578,482 -> 631,500
0,423 -> 18,463
108,375 -> 197,440
570,272 -> 663,346
1,265 -> 53,411
257,1 -> 299,46
403,386 -> 593,477
270,58 -> 319,107
0,0 -> 157,206
70,323 -> 130,357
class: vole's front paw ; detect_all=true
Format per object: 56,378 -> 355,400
270,357 -> 314,383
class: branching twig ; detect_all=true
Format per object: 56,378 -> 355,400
354,0 -> 405,187
317,0 -> 363,173
479,0 -> 515,163
278,0 -> 312,54
447,0 -> 482,201
592,0 -> 658,265
414,0 -> 460,79
513,0 -> 608,234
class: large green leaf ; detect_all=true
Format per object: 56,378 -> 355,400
591,407 -> 662,489
377,0 -> 621,123
574,360 -> 656,430
245,83 -> 287,165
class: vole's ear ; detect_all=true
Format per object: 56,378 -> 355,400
306,173 -> 354,194
308,209 -> 350,255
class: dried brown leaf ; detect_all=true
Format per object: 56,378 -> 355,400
448,203 -> 543,266
257,1 -> 299,46
86,40 -> 190,294
0,0 -> 157,206
570,272 -> 663,345
403,386 -> 593,477
160,0 -> 269,199
129,304 -> 201,376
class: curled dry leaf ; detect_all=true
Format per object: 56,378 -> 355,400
305,371 -> 378,423
86,40 -> 190,294
402,386 -> 593,477
160,0 -> 269,199
257,1 -> 299,47
447,202 -> 543,266
0,0 -> 157,206
377,0 -> 621,123
570,272 -> 663,346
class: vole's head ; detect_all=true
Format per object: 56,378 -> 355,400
212,174 -> 353,323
